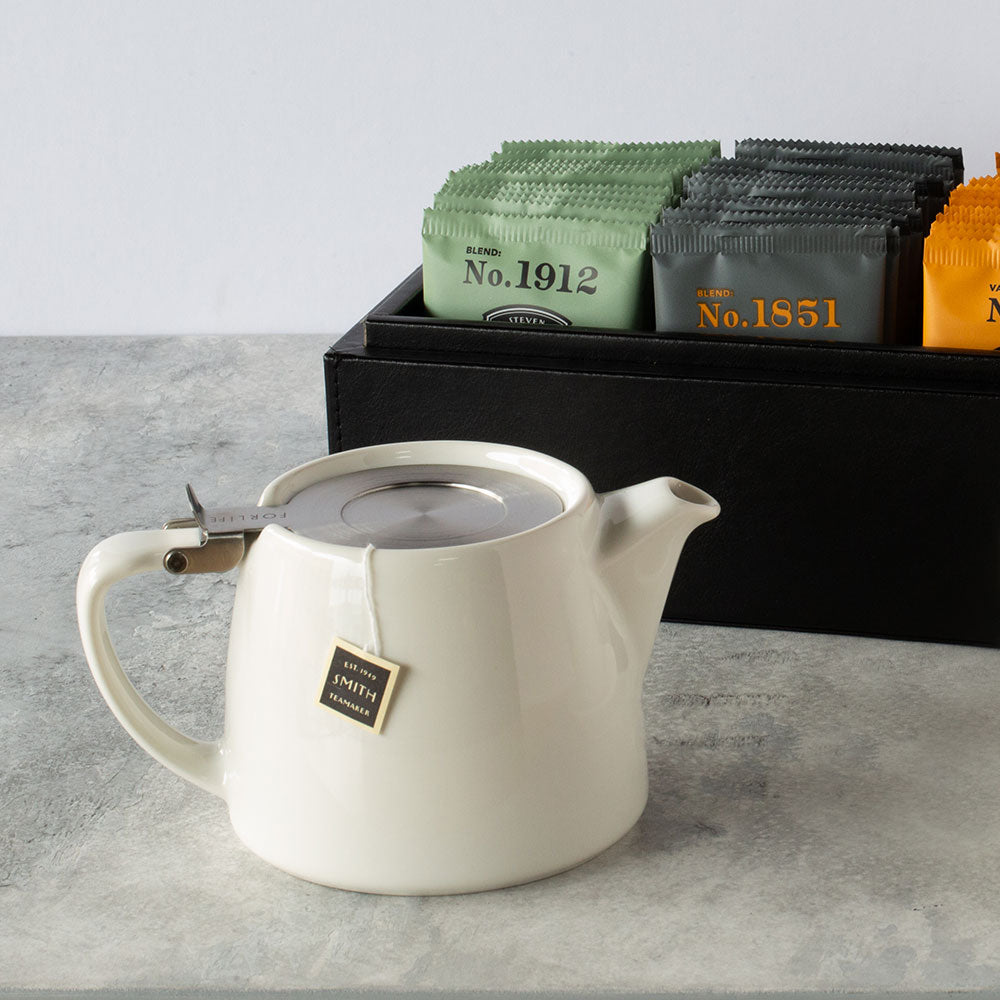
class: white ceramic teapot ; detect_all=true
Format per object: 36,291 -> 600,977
77,441 -> 719,894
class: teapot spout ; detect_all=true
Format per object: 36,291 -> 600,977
596,477 -> 720,668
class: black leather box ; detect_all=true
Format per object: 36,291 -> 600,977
325,269 -> 1000,646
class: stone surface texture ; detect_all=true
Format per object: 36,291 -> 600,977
3,335 -> 1000,994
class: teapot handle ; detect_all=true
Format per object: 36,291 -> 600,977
76,528 -> 226,798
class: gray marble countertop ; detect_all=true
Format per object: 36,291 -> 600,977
4,335 -> 1000,997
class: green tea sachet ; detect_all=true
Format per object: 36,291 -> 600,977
433,179 -> 667,224
497,138 -> 721,161
445,157 -> 690,207
421,138 -> 720,329
422,208 -> 651,329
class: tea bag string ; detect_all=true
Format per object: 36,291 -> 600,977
362,543 -> 382,659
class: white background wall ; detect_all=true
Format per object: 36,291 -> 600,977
1,0 -> 995,337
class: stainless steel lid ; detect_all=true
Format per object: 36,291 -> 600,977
282,463 -> 564,548
181,463 -> 565,551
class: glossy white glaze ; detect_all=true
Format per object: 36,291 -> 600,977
77,441 -> 719,893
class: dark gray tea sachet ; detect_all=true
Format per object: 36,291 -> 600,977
735,137 -> 963,185
651,138 -> 960,343
650,221 -> 894,343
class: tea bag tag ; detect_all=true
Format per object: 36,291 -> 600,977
318,638 -> 402,735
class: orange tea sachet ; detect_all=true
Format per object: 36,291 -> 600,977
923,155 -> 1000,349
